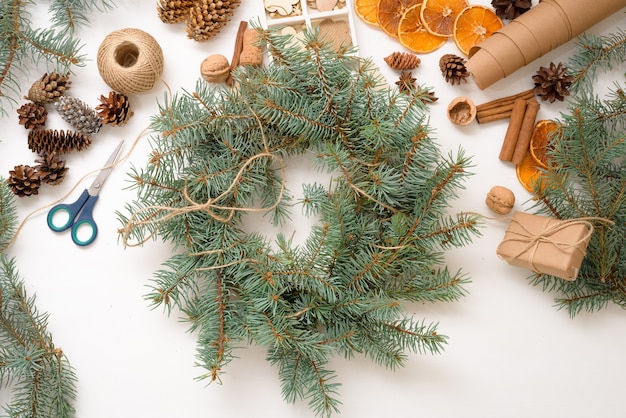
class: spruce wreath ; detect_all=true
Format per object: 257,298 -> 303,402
119,28 -> 481,416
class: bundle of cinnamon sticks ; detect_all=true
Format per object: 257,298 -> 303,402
476,89 -> 536,123
498,97 -> 540,165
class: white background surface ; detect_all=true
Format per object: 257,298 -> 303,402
1,1 -> 625,417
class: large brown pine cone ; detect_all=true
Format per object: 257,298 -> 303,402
17,102 -> 48,129
157,0 -> 196,23
532,62 -> 574,103
186,0 -> 241,42
27,129 -> 92,155
491,0 -> 532,20
25,72 -> 71,104
96,91 -> 134,126
34,153 -> 69,185
7,165 -> 41,197
439,54 -> 470,86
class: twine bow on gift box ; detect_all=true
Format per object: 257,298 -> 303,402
497,214 -> 615,280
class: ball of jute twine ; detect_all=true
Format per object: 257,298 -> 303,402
97,28 -> 164,95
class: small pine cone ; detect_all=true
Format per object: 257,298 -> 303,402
17,102 -> 48,129
384,52 -> 421,70
27,129 -> 92,155
491,0 -> 532,20
25,72 -> 71,104
55,96 -> 103,135
7,165 -> 41,197
439,54 -> 470,86
186,0 -> 241,42
34,153 -> 69,185
157,0 -> 196,23
96,91 -> 134,126
532,62 -> 574,103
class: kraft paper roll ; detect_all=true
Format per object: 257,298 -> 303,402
467,0 -> 626,89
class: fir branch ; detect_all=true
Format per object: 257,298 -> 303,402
567,28 -> 626,93
118,27 -> 480,416
529,52 -> 626,315
0,0 -> 114,115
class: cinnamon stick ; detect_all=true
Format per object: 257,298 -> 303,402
499,98 -> 527,162
476,89 -> 535,112
511,99 -> 541,164
477,111 -> 512,123
226,20 -> 248,87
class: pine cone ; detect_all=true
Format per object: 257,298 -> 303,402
27,129 -> 92,155
439,54 -> 470,86
491,0 -> 532,20
384,52 -> 421,70
25,72 -> 71,104
96,91 -> 134,126
157,0 -> 196,23
34,153 -> 69,185
17,102 -> 48,129
55,96 -> 103,135
7,165 -> 41,197
186,0 -> 241,42
532,62 -> 574,103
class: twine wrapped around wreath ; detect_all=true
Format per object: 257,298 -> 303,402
97,28 -> 164,95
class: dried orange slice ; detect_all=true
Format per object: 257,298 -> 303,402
516,150 -> 546,194
398,3 -> 447,53
420,0 -> 469,37
529,119 -> 560,169
377,0 -> 421,38
453,5 -> 502,55
355,0 -> 380,26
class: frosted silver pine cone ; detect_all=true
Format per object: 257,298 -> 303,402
55,96 -> 103,135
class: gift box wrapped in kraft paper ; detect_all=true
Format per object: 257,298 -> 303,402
467,0 -> 626,89
496,211 -> 595,281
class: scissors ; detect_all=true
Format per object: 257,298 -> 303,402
47,141 -> 124,246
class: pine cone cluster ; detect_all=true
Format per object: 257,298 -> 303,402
439,54 -> 470,86
96,91 -> 134,126
25,72 -> 71,104
157,0 -> 241,42
491,0 -> 532,20
55,96 -> 103,135
28,129 -> 92,155
532,62 -> 574,103
17,102 -> 48,129
384,52 -> 421,70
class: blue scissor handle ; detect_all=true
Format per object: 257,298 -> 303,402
47,189 -> 99,246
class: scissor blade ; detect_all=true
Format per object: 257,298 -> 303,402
88,140 -> 124,195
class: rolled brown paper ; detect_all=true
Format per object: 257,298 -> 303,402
467,0 -> 626,89
499,98 -> 527,161
511,99 -> 541,165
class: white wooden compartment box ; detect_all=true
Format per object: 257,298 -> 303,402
258,0 -> 359,53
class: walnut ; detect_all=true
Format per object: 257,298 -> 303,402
485,186 -> 515,215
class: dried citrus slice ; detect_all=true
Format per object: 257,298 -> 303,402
453,5 -> 502,55
420,0 -> 469,37
377,0 -> 421,38
355,0 -> 380,26
516,150 -> 546,194
529,119 -> 560,169
398,3 -> 447,53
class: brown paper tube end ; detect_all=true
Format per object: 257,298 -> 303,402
467,47 -> 506,90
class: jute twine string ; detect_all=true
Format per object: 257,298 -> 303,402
4,126 -> 151,250
119,101 -> 288,248
498,216 -> 614,275
97,28 -> 164,95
